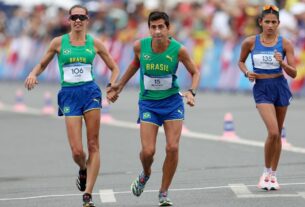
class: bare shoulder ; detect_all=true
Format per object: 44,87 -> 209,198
282,37 -> 294,50
177,46 -> 189,61
242,35 -> 256,47
178,45 -> 187,54
50,36 -> 62,52
93,37 -> 103,46
93,37 -> 105,51
133,40 -> 141,53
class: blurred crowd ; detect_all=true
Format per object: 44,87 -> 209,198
0,0 -> 305,96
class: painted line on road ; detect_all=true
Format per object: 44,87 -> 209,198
229,183 -> 305,199
102,119 -> 305,155
299,192 -> 305,199
1,104 -> 305,154
99,189 -> 116,203
229,183 -> 253,197
1,182 -> 305,202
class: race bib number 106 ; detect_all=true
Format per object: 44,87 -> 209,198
63,64 -> 93,83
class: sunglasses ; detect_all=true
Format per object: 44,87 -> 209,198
262,5 -> 279,12
69,14 -> 88,21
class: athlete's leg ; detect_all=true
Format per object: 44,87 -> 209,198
256,104 -> 280,169
65,116 -> 86,170
140,122 -> 159,176
271,106 -> 288,171
160,120 -> 182,192
83,109 -> 101,194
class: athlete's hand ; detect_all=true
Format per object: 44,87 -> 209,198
24,74 -> 38,90
246,71 -> 256,82
183,91 -> 195,107
106,83 -> 122,103
274,49 -> 283,65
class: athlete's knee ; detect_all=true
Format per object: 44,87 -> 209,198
87,138 -> 99,153
267,130 -> 280,141
141,147 -> 155,159
72,148 -> 85,160
166,144 -> 179,155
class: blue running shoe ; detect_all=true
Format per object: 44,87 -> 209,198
158,191 -> 173,206
131,172 -> 149,197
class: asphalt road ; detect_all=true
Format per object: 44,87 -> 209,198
0,81 -> 304,207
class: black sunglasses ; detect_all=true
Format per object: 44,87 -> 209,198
69,14 -> 88,21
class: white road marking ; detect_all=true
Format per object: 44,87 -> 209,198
299,192 -> 305,199
103,119 -> 305,154
229,184 -> 253,197
229,183 -> 305,199
99,189 -> 116,203
1,183 -> 305,202
0,193 -> 81,201
1,103 -> 305,154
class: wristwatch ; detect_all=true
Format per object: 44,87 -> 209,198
244,71 -> 249,77
188,89 -> 196,97
106,83 -> 112,87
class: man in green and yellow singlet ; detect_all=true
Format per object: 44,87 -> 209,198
108,11 -> 200,206
24,5 -> 119,207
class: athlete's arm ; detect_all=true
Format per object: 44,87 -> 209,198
178,46 -> 200,106
178,46 -> 200,91
94,38 -> 120,85
117,41 -> 140,90
24,37 -> 60,90
107,40 -> 140,103
238,36 -> 255,81
279,38 -> 297,78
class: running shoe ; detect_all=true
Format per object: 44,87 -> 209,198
83,193 -> 95,207
76,168 -> 87,192
269,175 -> 280,190
158,191 -> 173,206
257,172 -> 270,190
131,171 -> 149,197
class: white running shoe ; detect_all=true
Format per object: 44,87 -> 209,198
159,191 -> 173,206
257,172 -> 270,190
131,172 -> 149,197
269,175 -> 280,190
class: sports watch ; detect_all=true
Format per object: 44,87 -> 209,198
188,89 -> 196,97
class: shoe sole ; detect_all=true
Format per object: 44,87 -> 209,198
269,186 -> 280,190
83,203 -> 96,207
131,182 -> 142,197
159,202 -> 173,206
270,181 -> 280,190
257,184 -> 269,191
77,178 -> 86,192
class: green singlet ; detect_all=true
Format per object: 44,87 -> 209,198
57,34 -> 96,87
139,36 -> 182,100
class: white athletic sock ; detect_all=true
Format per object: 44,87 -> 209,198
264,167 -> 272,174
271,170 -> 276,176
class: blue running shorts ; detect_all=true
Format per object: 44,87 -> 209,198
138,93 -> 184,126
57,81 -> 102,116
253,76 -> 292,107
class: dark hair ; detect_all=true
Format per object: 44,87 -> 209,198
69,5 -> 88,15
261,7 -> 279,20
148,11 -> 170,28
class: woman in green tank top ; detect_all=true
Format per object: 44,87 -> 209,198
107,11 -> 200,206
24,5 -> 119,207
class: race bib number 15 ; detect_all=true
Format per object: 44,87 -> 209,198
144,75 -> 172,90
